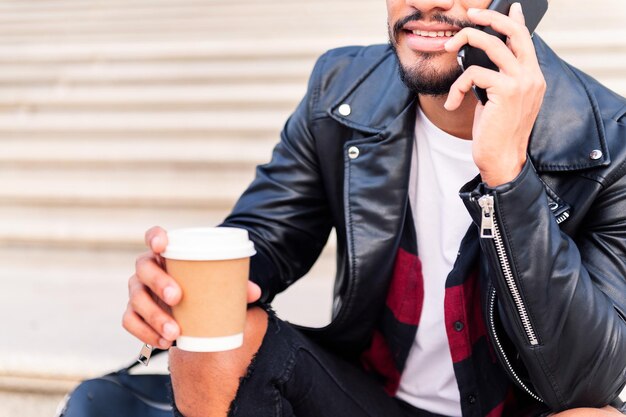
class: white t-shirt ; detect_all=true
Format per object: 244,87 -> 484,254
395,107 -> 478,417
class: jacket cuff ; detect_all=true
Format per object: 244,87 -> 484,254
460,158 -> 542,226
484,157 -> 540,196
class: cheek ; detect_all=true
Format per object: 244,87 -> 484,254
385,0 -> 403,37
386,0 -> 402,21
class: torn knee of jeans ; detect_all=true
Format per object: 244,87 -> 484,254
227,308 -> 278,417
227,350 -> 261,417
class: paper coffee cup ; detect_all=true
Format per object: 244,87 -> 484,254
162,227 -> 255,352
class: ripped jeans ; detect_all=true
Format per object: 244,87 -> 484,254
171,307 -> 451,417
170,306 -> 626,417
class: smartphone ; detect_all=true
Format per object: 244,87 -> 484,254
456,0 -> 549,104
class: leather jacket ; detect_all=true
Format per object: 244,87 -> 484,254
223,36 -> 626,412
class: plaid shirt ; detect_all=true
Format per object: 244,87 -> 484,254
361,208 -> 542,417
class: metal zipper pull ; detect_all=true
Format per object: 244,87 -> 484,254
138,344 -> 154,366
478,195 -> 495,239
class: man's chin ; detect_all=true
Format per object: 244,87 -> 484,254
392,44 -> 462,96
397,60 -> 462,96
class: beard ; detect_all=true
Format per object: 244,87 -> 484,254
390,44 -> 463,96
388,11 -> 469,96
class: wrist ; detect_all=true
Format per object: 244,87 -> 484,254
480,157 -> 527,187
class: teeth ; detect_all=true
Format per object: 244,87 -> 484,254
412,30 -> 458,38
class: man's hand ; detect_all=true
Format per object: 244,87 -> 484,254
443,3 -> 546,187
122,226 -> 263,349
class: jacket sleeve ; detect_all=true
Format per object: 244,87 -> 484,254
461,159 -> 626,411
220,53 -> 333,303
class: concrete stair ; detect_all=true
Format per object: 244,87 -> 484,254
0,0 -> 624,415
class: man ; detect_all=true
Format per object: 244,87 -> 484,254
123,0 -> 626,416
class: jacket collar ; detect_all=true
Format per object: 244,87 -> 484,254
528,37 -> 610,171
327,48 -> 416,136
327,37 -> 610,172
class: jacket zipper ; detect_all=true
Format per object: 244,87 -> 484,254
478,195 -> 539,346
489,287 -> 544,402
555,211 -> 570,225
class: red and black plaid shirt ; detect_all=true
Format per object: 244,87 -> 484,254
361,207 -> 541,417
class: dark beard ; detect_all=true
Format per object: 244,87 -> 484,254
389,40 -> 463,97
388,10 -> 470,96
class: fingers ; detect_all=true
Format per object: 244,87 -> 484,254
464,4 -> 535,62
135,252 -> 181,306
445,27 -> 519,76
145,226 -> 168,254
467,5 -> 529,40
127,274 -> 180,346
122,306 -> 172,349
445,66 -> 508,110
247,281 -> 262,304
444,2 -> 543,107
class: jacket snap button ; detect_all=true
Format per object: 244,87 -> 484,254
589,149 -> 603,160
467,394 -> 477,405
338,103 -> 352,116
454,321 -> 464,332
348,146 -> 360,159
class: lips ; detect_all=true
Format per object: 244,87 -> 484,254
398,23 -> 461,52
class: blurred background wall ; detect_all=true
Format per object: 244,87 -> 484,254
0,0 -> 623,415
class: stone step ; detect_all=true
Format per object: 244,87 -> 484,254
538,29 -> 626,53
0,164 -> 256,208
0,110 -> 287,137
0,136 -> 276,167
0,26 -> 381,45
0,83 -> 304,112
0,205 -> 232,250
0,8 -> 381,30
0,59 -> 313,86
0,0 -> 376,13
537,0 -> 626,29
0,38 -> 385,64
0,7 -> 381,41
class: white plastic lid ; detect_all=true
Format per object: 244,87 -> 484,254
162,227 -> 256,261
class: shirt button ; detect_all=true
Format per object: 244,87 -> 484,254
454,321 -> 464,332
467,394 -> 477,405
348,146 -> 360,160
338,103 -> 352,116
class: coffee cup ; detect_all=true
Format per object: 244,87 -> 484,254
161,227 -> 255,352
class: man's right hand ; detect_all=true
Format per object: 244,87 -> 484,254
122,226 -> 263,349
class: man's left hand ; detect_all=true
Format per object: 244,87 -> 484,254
443,3 -> 546,187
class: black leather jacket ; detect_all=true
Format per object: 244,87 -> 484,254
223,36 -> 626,411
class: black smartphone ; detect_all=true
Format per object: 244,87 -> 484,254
456,0 -> 549,104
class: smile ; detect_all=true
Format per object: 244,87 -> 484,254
410,30 -> 459,38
